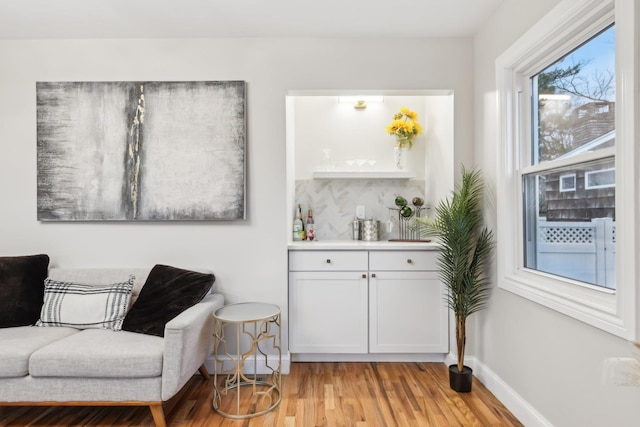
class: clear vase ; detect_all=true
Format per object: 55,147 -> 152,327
393,144 -> 408,170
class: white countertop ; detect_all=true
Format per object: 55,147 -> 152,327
288,240 -> 439,250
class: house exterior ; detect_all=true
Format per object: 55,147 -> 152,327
544,167 -> 615,221
543,101 -> 616,221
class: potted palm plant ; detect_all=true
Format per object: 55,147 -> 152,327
417,166 -> 494,392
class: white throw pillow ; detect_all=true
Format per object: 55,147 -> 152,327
36,276 -> 134,331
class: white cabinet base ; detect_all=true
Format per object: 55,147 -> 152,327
288,249 -> 449,357
369,271 -> 448,353
291,352 -> 447,362
289,271 -> 368,353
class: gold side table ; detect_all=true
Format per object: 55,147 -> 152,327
212,302 -> 282,419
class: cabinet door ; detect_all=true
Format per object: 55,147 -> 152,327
369,271 -> 449,353
289,271 -> 368,353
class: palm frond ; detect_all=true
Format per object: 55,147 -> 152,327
417,166 -> 494,320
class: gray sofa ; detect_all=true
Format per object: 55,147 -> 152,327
0,267 -> 224,427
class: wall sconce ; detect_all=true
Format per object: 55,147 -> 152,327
338,96 -> 384,109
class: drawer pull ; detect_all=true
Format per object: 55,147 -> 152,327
407,259 -> 413,264
326,259 -> 331,264
362,273 -> 367,279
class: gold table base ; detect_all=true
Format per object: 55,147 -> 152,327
212,303 -> 282,419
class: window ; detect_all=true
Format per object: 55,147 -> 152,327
524,157 -> 615,287
524,25 -> 616,288
559,173 -> 576,192
496,0 -> 638,340
585,168 -> 615,189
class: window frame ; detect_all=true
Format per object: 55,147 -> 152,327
559,173 -> 576,192
585,168 -> 615,189
496,0 -> 638,340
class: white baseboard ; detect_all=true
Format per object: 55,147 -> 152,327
444,352 -> 459,368
292,353 -> 447,363
204,352 -> 291,375
446,352 -> 553,427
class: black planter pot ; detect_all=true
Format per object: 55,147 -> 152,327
449,364 -> 473,392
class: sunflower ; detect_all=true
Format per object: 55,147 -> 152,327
400,107 -> 418,121
386,108 -> 423,148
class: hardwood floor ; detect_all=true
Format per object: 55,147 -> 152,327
0,362 -> 523,426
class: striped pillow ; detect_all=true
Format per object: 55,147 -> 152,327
36,276 -> 134,331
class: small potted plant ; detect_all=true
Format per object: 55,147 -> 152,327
416,166 -> 494,392
385,107 -> 423,169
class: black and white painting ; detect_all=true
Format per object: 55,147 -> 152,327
37,81 -> 246,221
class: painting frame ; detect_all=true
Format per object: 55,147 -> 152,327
37,80 -> 247,221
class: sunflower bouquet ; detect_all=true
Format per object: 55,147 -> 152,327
386,107 -> 423,149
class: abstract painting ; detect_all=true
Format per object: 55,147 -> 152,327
37,81 -> 246,221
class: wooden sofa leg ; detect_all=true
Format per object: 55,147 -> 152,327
198,364 -> 210,380
149,404 -> 166,427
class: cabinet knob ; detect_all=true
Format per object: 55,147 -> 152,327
407,259 -> 413,264
362,273 -> 367,279
326,259 -> 331,264
371,273 -> 376,278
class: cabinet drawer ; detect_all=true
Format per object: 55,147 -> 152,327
369,250 -> 438,271
289,250 -> 368,271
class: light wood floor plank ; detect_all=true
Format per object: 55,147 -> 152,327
0,362 -> 523,427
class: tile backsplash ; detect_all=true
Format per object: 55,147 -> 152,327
295,179 -> 428,241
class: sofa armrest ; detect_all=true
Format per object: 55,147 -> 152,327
161,293 -> 224,400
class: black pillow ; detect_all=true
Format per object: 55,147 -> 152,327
0,254 -> 50,328
122,264 -> 215,337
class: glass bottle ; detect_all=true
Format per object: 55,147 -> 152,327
293,204 -> 303,241
306,209 -> 315,241
300,205 -> 306,240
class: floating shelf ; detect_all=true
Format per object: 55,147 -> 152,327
312,170 -> 416,179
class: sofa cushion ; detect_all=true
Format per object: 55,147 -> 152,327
0,254 -> 50,328
36,276 -> 134,330
122,264 -> 215,337
29,329 -> 164,378
0,325 -> 79,377
47,268 -> 150,308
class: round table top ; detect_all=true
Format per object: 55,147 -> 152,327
214,302 -> 281,322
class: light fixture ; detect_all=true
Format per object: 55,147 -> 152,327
338,96 -> 384,109
355,100 -> 368,109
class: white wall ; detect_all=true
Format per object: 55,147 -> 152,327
0,37 -> 473,356
474,1 -> 640,426
294,95 -> 428,178
424,95 -> 455,210
292,93 -> 454,196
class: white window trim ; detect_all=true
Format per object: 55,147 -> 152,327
559,173 -> 576,192
585,168 -> 615,189
496,0 -> 638,340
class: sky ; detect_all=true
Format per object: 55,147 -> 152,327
544,24 -> 616,102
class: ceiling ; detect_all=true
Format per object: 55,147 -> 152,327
0,0 -> 504,40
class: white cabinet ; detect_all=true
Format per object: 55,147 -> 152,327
369,251 -> 449,353
288,249 -> 448,355
289,251 -> 369,353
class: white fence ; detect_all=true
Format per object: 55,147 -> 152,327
537,217 -> 616,289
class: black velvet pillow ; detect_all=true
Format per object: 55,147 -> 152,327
122,264 -> 215,337
0,254 -> 50,328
